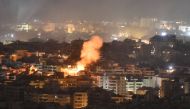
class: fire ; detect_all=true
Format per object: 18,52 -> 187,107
61,66 -> 83,76
63,36 -> 103,76
29,65 -> 38,75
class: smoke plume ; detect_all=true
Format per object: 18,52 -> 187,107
76,35 -> 103,69
62,35 -> 103,76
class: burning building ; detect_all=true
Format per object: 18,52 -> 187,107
62,36 -> 103,76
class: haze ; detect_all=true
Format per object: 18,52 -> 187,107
0,0 -> 190,23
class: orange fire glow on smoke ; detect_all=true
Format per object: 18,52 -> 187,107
63,36 -> 103,76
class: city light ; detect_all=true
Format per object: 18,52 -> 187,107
161,32 -> 167,36
168,65 -> 173,70
1,1 -> 190,108
166,65 -> 175,73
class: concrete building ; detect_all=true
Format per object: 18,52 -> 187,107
29,80 -> 46,89
30,93 -> 71,106
43,65 -> 57,72
184,81 -> 190,94
33,64 -> 57,72
143,76 -> 158,88
58,76 -> 92,89
66,24 -> 75,33
93,66 -> 158,95
96,65 -> 155,76
73,92 -> 88,109
94,73 -> 127,95
10,50 -> 32,62
126,76 -> 143,94
15,23 -> 32,32
94,73 -> 145,95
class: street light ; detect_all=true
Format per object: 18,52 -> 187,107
166,65 -> 175,73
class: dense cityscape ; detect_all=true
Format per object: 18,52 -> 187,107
1,0 -> 190,109
2,18 -> 190,43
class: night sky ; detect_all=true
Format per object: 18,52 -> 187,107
0,0 -> 190,23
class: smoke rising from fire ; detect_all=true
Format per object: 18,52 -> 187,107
77,35 -> 103,69
62,35 -> 103,76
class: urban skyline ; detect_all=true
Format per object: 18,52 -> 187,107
1,0 -> 190,109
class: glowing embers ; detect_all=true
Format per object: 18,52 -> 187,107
62,65 -> 84,76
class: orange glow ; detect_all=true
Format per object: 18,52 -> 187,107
62,36 -> 103,76
29,65 -> 38,75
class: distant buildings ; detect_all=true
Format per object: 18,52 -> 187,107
66,24 -> 76,34
150,34 -> 177,61
1,23 -> 190,108
43,23 -> 56,32
1,17 -> 190,43
15,23 -> 32,32
29,93 -> 71,106
92,65 -> 156,97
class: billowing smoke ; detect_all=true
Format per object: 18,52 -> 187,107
76,35 -> 103,69
62,35 -> 103,76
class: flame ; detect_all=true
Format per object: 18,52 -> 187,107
29,65 -> 38,75
61,66 -> 83,76
63,36 -> 103,76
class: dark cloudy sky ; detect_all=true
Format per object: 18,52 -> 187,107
0,0 -> 190,23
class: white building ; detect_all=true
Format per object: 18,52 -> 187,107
95,74 -> 144,95
143,76 -> 158,88
94,66 -> 157,95
179,26 -> 190,32
126,77 -> 143,94
95,73 -> 127,95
